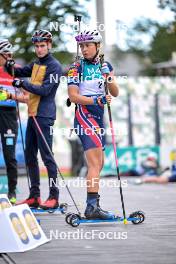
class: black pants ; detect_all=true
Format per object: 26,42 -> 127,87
0,107 -> 18,194
25,116 -> 59,199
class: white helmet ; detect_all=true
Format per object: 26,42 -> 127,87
75,29 -> 102,44
32,29 -> 53,43
0,39 -> 13,54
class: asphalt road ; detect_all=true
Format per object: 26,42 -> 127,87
0,176 -> 176,264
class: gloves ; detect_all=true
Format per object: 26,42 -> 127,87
98,95 -> 107,104
93,95 -> 107,105
66,98 -> 72,107
4,59 -> 15,76
0,89 -> 11,101
101,62 -> 110,76
12,79 -> 24,88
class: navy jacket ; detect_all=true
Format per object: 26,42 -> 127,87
14,53 -> 62,120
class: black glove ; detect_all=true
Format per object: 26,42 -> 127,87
66,98 -> 71,107
12,79 -> 24,88
4,59 -> 15,76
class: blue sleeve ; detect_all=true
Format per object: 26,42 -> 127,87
105,61 -> 113,72
22,64 -> 62,96
14,62 -> 34,78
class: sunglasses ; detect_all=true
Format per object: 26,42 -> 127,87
75,35 -> 94,42
32,36 -> 48,43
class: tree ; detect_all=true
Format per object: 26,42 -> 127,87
126,19 -> 159,56
0,0 -> 89,62
124,0 -> 176,71
126,19 -> 176,64
158,0 -> 176,19
149,22 -> 176,63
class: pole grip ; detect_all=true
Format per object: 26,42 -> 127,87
75,15 -> 82,61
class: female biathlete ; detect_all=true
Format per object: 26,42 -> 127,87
67,30 -> 119,219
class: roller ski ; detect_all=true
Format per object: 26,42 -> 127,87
65,194 -> 145,227
31,203 -> 68,215
32,196 -> 68,214
16,195 -> 68,214
65,210 -> 145,227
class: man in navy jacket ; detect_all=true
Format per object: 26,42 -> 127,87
5,30 -> 62,209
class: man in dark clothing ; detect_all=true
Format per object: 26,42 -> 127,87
5,30 -> 62,209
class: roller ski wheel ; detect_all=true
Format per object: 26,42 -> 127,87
65,213 -> 74,224
70,213 -> 81,227
48,209 -> 55,214
129,211 -> 145,225
59,203 -> 68,214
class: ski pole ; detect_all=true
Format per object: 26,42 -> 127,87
74,15 -> 82,61
32,115 -> 81,216
100,54 -> 127,224
66,15 -> 82,109
10,60 -> 31,190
